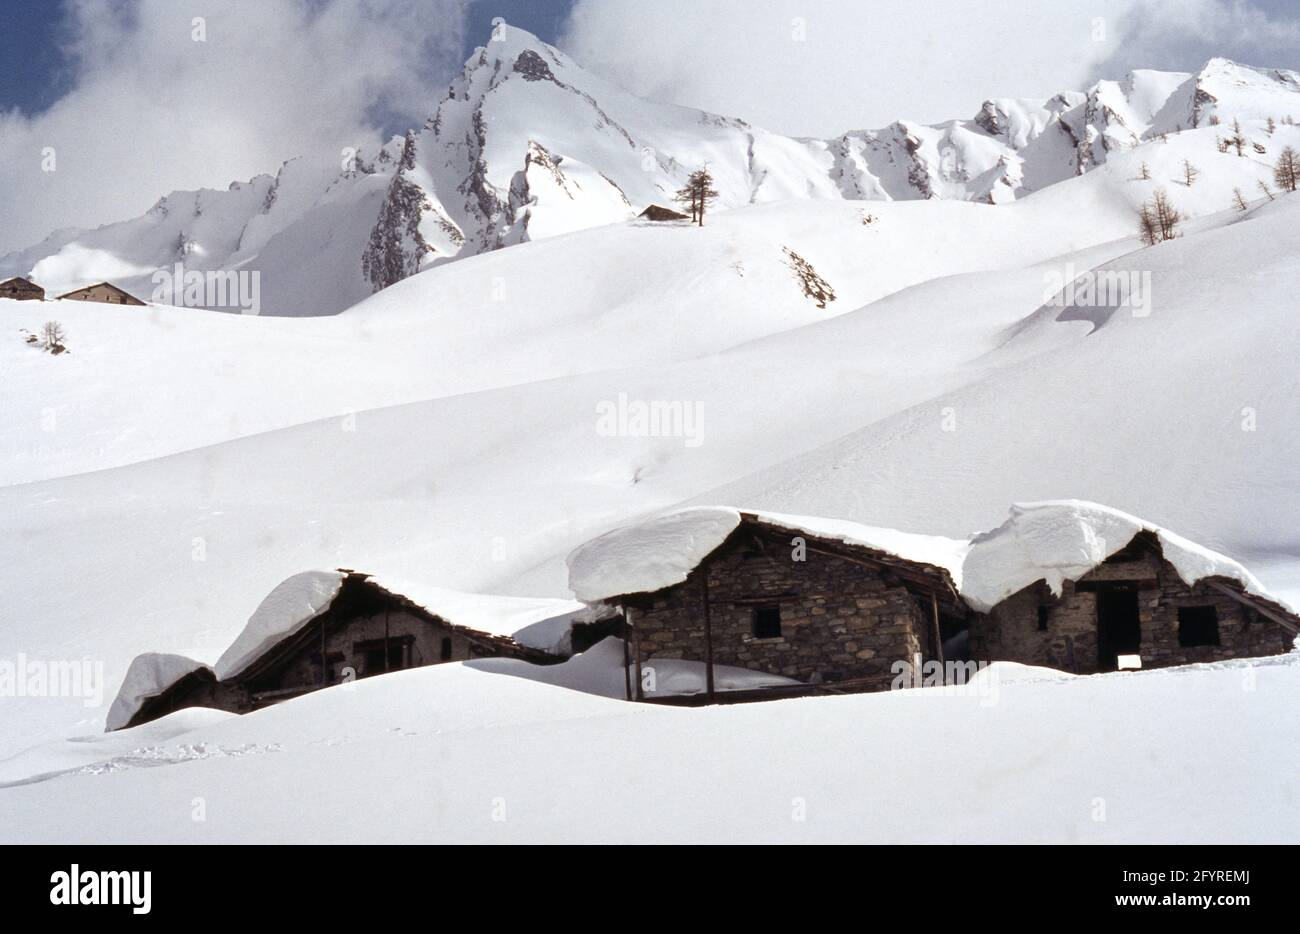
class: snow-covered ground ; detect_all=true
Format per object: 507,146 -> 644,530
2,650 -> 1296,843
3,186 -> 1298,762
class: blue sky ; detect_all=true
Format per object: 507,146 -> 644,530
1,0 -> 577,120
2,0 -> 79,116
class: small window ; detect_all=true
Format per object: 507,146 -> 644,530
1036,605 -> 1050,631
752,604 -> 782,639
440,636 -> 453,661
1178,606 -> 1220,647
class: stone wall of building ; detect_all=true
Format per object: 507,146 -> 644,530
252,611 -> 491,697
630,527 -> 936,691
0,278 -> 44,301
61,284 -> 143,305
261,608 -> 481,691
160,610 -> 492,719
968,549 -> 1293,673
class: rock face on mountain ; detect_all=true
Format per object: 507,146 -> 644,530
4,23 -> 1298,316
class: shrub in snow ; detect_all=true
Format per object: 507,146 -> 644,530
41,321 -> 67,354
1137,189 -> 1182,245
782,247 -> 836,308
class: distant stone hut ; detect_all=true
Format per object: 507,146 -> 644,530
113,571 -> 577,729
567,508 -> 968,703
638,204 -> 690,222
0,276 -> 45,301
965,518 -> 1298,674
56,281 -> 145,306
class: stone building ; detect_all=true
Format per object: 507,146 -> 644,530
568,501 -> 1300,704
967,528 -> 1297,674
0,276 -> 45,301
638,204 -> 690,222
567,508 -> 969,702
113,570 -> 577,729
56,281 -> 146,306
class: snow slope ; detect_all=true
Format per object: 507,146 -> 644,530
7,115 -> 1295,488
2,651 -> 1297,842
0,180 -> 1132,486
3,187 -> 1299,759
700,194 -> 1300,568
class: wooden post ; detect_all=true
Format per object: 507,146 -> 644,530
631,607 -> 644,701
1207,580 -> 1299,635
702,569 -> 716,702
621,605 -> 633,702
931,592 -> 945,668
384,608 -> 391,672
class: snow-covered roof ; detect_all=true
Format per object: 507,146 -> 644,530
215,570 -> 345,680
110,570 -> 586,731
566,501 -> 1299,621
960,500 -> 1285,612
106,652 -> 211,732
212,570 -> 584,680
565,506 -> 969,604
361,574 -> 584,650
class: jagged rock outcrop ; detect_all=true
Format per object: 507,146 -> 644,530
362,132 -> 436,292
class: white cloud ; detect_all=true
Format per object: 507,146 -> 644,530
0,0 -> 467,255
559,0 -> 1134,137
559,0 -> 1300,138
1094,0 -> 1300,77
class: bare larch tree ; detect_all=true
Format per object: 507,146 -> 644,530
1273,145 -> 1300,192
1138,188 -> 1182,246
674,167 -> 719,226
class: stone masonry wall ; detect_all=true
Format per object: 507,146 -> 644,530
968,550 -> 1292,673
630,527 -> 933,692
258,608 -> 481,691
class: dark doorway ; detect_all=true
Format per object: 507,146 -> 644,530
354,638 -> 410,677
1096,588 -> 1141,671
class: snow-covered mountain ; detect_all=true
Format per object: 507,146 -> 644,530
4,24 -> 1298,316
